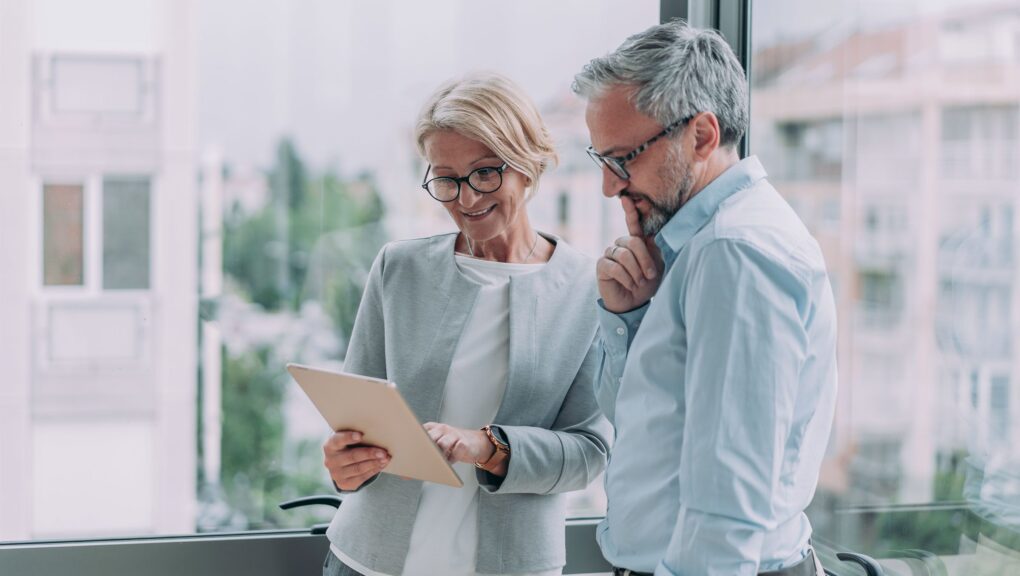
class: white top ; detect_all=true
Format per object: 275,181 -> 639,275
333,254 -> 558,576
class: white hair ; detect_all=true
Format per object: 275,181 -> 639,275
572,19 -> 748,148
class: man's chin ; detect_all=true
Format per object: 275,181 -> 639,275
640,210 -> 668,237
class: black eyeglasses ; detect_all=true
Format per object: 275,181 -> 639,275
586,116 -> 693,181
421,163 -> 508,202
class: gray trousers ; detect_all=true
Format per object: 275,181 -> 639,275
323,551 -> 365,576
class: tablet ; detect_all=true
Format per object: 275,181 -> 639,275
286,363 -> 463,488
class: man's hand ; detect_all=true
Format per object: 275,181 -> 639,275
322,430 -> 390,491
597,196 -> 664,313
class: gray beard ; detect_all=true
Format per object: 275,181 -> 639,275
636,152 -> 695,237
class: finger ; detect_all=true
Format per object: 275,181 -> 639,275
337,455 -> 389,481
426,426 -> 443,442
447,437 -> 468,462
333,446 -> 389,467
616,236 -> 658,280
608,243 -> 646,287
347,469 -> 383,488
621,196 -> 644,238
337,463 -> 387,489
323,430 -> 363,451
596,258 -> 638,292
436,436 -> 456,461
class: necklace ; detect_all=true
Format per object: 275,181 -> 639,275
465,232 -> 541,263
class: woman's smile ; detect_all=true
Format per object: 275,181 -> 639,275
461,204 -> 498,220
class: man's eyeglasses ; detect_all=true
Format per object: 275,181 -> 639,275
421,163 -> 508,202
586,116 -> 693,181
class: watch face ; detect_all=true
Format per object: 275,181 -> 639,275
485,426 -> 510,452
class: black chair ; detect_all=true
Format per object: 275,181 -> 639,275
280,495 -> 343,535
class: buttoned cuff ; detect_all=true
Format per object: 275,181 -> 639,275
597,299 -> 648,361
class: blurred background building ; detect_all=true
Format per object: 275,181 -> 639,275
0,0 -> 197,538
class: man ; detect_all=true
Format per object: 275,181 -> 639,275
572,20 -> 838,576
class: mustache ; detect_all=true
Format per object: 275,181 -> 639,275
620,190 -> 654,205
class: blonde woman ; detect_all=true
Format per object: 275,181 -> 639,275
320,72 -> 610,576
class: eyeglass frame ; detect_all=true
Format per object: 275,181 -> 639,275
420,162 -> 509,202
586,115 -> 694,181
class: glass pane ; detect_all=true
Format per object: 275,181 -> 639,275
103,176 -> 151,290
52,57 -> 143,114
752,1 -> 1020,573
43,183 -> 85,286
1,0 -> 657,543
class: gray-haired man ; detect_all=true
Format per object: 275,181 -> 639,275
573,20 -> 838,576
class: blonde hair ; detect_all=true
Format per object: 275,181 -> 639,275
415,72 -> 558,200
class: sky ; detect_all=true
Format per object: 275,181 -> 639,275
24,0 -> 993,174
195,0 -> 660,173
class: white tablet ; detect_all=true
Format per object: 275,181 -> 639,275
287,363 -> 463,488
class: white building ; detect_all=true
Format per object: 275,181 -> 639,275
752,3 -> 1020,505
0,0 -> 198,539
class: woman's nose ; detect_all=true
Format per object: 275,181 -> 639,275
458,184 -> 484,207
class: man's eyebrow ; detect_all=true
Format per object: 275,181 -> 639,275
595,144 -> 629,157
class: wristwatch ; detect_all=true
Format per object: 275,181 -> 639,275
476,425 -> 510,472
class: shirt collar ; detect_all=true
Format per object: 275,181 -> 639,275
654,155 -> 767,261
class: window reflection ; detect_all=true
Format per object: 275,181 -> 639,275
752,1 -> 1020,573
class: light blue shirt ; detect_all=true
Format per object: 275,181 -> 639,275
595,156 -> 838,575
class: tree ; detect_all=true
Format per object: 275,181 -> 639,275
211,138 -> 388,531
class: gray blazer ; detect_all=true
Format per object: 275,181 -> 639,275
326,232 -> 610,575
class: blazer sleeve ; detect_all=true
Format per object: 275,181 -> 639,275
343,245 -> 388,380
478,336 -> 612,495
332,244 -> 388,494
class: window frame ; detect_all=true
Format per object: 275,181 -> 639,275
34,173 -> 154,295
9,2 -> 985,574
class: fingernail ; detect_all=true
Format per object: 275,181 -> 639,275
647,268 -> 657,279
375,450 -> 386,459
353,432 -> 363,441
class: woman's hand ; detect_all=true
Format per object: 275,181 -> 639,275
597,196 -> 664,313
424,423 -> 495,466
322,430 -> 390,491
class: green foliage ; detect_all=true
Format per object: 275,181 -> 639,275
220,347 -> 287,528
223,137 -> 387,321
867,461 -> 970,556
214,138 -> 388,530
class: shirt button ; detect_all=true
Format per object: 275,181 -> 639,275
616,327 -> 625,336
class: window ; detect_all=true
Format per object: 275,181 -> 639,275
39,176 -> 153,292
42,183 -> 85,286
752,0 -> 1020,572
102,176 -> 151,290
1,0 -> 658,543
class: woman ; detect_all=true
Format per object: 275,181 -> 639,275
320,72 -> 610,576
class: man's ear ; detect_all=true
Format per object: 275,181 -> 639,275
690,112 -> 721,162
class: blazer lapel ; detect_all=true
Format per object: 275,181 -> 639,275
493,274 -> 538,426
398,234 -> 479,423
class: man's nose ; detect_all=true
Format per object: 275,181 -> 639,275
601,166 -> 627,198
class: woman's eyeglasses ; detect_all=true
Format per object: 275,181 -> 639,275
421,163 -> 508,202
